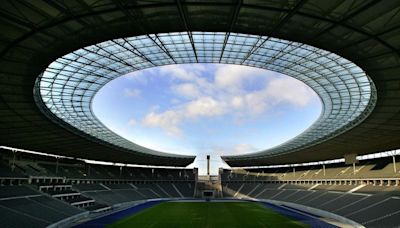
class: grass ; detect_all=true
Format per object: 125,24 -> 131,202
108,202 -> 309,228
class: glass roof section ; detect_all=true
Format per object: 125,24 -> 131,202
35,32 -> 376,159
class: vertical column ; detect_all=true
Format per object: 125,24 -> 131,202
194,167 -> 198,182
207,155 -> 210,176
11,150 -> 16,172
55,157 -> 59,175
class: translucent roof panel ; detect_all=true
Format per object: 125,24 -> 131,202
35,32 -> 377,160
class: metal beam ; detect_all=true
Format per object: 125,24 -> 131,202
176,0 -> 198,63
219,0 -> 242,62
241,0 -> 306,64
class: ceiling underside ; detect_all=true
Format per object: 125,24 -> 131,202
0,0 -> 399,167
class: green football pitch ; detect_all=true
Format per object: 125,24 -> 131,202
108,201 -> 309,228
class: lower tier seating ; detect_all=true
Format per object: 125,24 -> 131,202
76,181 -> 195,205
0,186 -> 83,228
222,182 -> 400,227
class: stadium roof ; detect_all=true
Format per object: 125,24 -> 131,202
37,32 -> 375,164
0,0 -> 399,167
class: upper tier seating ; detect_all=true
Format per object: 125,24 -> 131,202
222,156 -> 400,182
0,149 -> 196,181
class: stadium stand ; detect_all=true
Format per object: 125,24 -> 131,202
0,149 -> 197,227
0,185 -> 83,227
220,156 -> 400,227
2,148 -> 399,227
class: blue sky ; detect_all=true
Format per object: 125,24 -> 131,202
93,64 -> 321,175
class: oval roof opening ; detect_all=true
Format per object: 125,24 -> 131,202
93,64 -> 322,171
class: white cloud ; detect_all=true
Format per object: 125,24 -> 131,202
244,91 -> 270,114
124,70 -> 150,84
189,64 -> 207,72
171,83 -> 201,99
159,64 -> 199,81
232,144 -> 258,155
137,64 -> 317,137
264,77 -> 314,107
140,97 -> 227,137
214,65 -> 265,90
184,97 -> 226,118
123,88 -> 141,97
142,111 -> 183,137
225,77 -> 315,115
230,96 -> 244,109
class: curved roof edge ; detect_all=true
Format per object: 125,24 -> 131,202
0,1 -> 399,167
36,32 -> 375,164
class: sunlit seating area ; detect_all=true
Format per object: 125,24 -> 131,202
221,158 -> 400,227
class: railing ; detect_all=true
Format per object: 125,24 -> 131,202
221,177 -> 400,186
